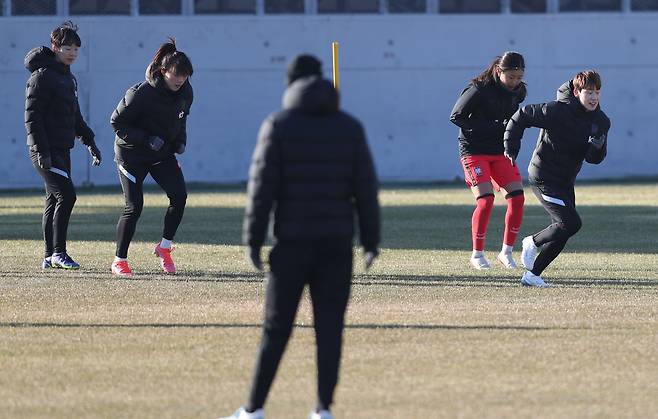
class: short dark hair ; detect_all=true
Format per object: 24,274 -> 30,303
573,70 -> 602,91
51,21 -> 81,48
287,54 -> 322,85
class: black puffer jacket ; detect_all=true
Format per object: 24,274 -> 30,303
111,63 -> 193,164
504,80 -> 610,186
24,47 -> 94,156
243,76 -> 380,252
450,79 -> 526,157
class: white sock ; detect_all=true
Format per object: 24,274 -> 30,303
501,244 -> 513,254
114,256 -> 127,263
160,238 -> 172,249
472,250 -> 484,258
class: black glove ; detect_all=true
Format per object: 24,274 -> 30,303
175,143 -> 186,155
147,136 -> 165,152
37,153 -> 52,170
87,143 -> 102,166
588,134 -> 606,150
247,246 -> 263,271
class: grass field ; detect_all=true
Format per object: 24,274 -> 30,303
1,183 -> 657,419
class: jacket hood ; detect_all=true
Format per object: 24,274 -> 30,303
145,62 -> 159,87
25,46 -> 68,74
282,76 -> 339,114
557,80 -> 575,104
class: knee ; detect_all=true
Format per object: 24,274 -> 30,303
169,191 -> 187,208
505,190 -> 525,207
558,216 -> 582,237
476,193 -> 495,210
58,190 -> 76,207
124,200 -> 143,218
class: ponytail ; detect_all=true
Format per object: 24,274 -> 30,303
149,37 -> 193,80
472,51 -> 525,87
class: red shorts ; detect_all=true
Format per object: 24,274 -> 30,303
461,154 -> 521,189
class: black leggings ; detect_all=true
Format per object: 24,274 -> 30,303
530,184 -> 582,275
115,156 -> 187,258
247,239 -> 352,412
31,149 -> 76,257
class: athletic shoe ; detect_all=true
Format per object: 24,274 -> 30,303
111,260 -> 133,278
470,254 -> 491,270
42,256 -> 52,269
51,253 -> 80,270
219,407 -> 264,419
521,270 -> 549,288
154,244 -> 176,274
497,251 -> 518,269
309,410 -> 334,419
521,236 -> 539,270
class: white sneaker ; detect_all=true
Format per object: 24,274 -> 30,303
497,251 -> 518,269
521,236 -> 539,270
470,254 -> 491,270
219,407 -> 264,419
309,410 -> 334,419
521,271 -> 549,288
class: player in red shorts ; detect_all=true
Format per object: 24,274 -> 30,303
450,52 -> 527,269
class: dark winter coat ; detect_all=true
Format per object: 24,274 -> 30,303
243,76 -> 380,252
450,79 -> 526,157
111,64 -> 193,164
24,47 -> 95,156
504,80 -> 610,187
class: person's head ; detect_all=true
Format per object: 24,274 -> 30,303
50,21 -> 81,66
572,70 -> 601,112
473,51 -> 525,91
150,37 -> 193,91
287,54 -> 322,85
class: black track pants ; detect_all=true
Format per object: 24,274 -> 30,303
247,239 -> 353,412
115,156 -> 187,258
530,184 -> 582,275
31,149 -> 76,257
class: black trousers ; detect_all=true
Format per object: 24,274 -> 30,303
530,184 -> 582,275
31,148 -> 76,257
247,239 -> 353,412
115,156 -> 187,258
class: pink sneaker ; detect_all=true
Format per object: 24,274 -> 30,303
111,260 -> 133,277
154,244 -> 176,274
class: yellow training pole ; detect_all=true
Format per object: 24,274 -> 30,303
332,41 -> 340,91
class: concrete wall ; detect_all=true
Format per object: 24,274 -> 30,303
1,13 -> 657,187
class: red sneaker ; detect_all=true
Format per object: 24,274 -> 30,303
111,260 -> 133,277
154,244 -> 176,274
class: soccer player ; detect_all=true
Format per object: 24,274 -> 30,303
504,70 -> 610,287
25,21 -> 102,270
109,38 -> 193,277
221,55 -> 380,419
449,52 -> 527,270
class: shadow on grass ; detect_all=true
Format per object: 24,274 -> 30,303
0,322 -> 576,331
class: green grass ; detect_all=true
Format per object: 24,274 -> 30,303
1,183 -> 658,418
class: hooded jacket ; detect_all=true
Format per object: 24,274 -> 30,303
450,79 -> 526,157
243,76 -> 380,252
24,46 -> 94,156
504,80 -> 610,186
111,63 -> 193,164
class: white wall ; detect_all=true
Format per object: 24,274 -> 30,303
1,13 -> 657,187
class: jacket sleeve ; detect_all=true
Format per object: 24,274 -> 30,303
110,87 -> 149,145
504,102 -> 555,160
449,85 -> 504,133
174,84 -> 193,147
24,71 -> 52,155
585,119 -> 610,164
75,102 -> 95,146
243,117 -> 280,249
353,122 -> 381,253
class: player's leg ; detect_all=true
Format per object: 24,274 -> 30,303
491,155 -> 524,268
461,155 -> 495,269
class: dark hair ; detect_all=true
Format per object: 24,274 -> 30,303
287,54 -> 322,85
472,51 -> 525,86
51,21 -> 81,48
149,37 -> 193,80
573,70 -> 601,91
